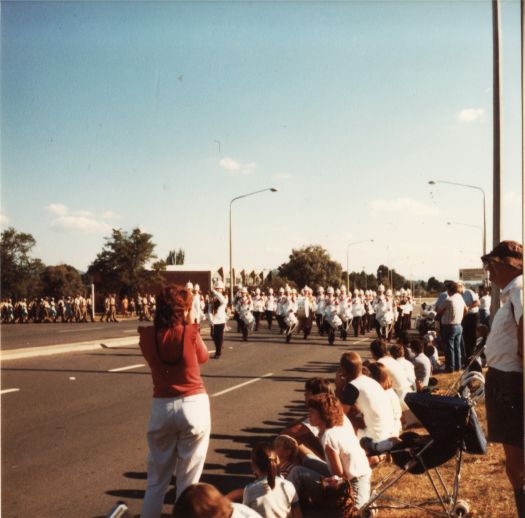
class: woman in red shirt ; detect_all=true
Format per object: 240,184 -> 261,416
139,285 -> 210,518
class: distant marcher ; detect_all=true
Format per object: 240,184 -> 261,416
481,241 -> 524,517
208,280 -> 228,359
138,285 -> 210,518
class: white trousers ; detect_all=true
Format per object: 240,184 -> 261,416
141,393 -> 210,518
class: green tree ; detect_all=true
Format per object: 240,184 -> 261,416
86,228 -> 165,296
40,264 -> 85,299
278,245 -> 343,290
1,227 -> 45,299
427,276 -> 445,294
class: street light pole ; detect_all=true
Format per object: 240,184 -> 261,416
229,188 -> 278,303
346,239 -> 374,292
446,221 -> 484,258
429,180 -> 487,255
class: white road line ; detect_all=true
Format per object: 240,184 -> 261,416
123,329 -> 137,333
211,372 -> 273,398
108,364 -> 145,372
59,326 -> 106,333
1,388 -> 20,395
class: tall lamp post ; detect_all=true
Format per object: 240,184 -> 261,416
429,180 -> 487,255
229,188 -> 278,303
446,221 -> 484,258
346,240 -> 374,292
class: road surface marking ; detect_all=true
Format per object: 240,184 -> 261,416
211,372 -> 273,398
123,329 -> 138,333
1,388 -> 20,395
59,326 -> 106,333
108,364 -> 145,372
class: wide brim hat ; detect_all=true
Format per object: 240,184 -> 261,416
481,240 -> 523,270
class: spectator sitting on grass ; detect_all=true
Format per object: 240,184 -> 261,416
336,352 -> 397,442
273,435 -> 300,479
242,442 -> 302,518
389,343 -> 416,392
366,362 -> 402,437
305,393 -> 372,510
370,339 -> 412,403
411,339 -> 432,390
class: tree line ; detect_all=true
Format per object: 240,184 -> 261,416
1,227 -> 447,300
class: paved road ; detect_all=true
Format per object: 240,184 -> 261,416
1,319 -> 144,350
1,323 -> 377,518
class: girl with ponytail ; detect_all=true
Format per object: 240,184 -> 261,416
242,442 -> 303,518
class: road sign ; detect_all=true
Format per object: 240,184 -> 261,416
459,268 -> 485,282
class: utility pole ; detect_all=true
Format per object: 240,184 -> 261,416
490,0 -> 503,320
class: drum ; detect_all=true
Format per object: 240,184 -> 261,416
240,310 -> 254,325
284,312 -> 298,327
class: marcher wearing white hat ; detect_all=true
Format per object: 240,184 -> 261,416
208,281 -> 228,358
315,288 -> 326,336
192,284 -> 204,324
252,287 -> 265,331
264,288 -> 277,330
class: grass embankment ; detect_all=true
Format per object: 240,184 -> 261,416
372,371 -> 512,518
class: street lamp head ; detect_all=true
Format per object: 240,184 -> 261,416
270,188 -> 278,192
428,180 -> 436,185
370,239 -> 375,242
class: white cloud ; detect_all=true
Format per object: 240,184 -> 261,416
219,157 -> 256,174
46,203 -> 69,216
46,203 -> 113,234
369,197 -> 439,216
100,210 -> 119,220
50,216 -> 111,233
456,108 -> 485,123
0,209 -> 9,227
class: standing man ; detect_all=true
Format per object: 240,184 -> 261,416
481,241 -> 523,517
436,282 -> 466,372
458,280 -> 480,362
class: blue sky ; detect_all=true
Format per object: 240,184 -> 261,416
1,0 -> 522,281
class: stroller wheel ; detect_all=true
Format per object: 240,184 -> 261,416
453,500 -> 471,516
359,507 -> 377,518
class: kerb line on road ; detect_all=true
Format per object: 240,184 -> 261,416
108,364 -> 145,372
211,372 -> 273,398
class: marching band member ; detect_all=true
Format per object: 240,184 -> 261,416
207,280 -> 228,358
252,288 -> 265,331
351,289 -> 364,337
315,287 -> 326,336
324,286 -> 342,345
237,287 -> 254,342
276,287 -> 288,334
283,289 -> 299,343
338,285 -> 352,340
296,286 -> 315,340
191,284 -> 205,324
264,287 -> 276,329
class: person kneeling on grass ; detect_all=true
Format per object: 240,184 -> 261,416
306,393 -> 372,510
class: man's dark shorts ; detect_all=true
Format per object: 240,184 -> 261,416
485,367 -> 524,448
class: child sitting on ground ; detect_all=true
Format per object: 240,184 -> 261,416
273,435 -> 300,479
242,442 -> 302,518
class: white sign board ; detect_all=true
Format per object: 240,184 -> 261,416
459,268 -> 485,282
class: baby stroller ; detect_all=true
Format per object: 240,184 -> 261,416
359,390 -> 486,517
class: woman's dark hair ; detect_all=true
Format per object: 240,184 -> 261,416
154,285 -> 193,329
389,344 -> 403,359
172,483 -> 231,518
397,331 -> 410,347
251,443 -> 278,490
340,352 -> 362,380
366,362 -> 393,390
410,339 -> 424,355
304,377 -> 334,396
307,393 -> 344,429
370,339 -> 387,359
